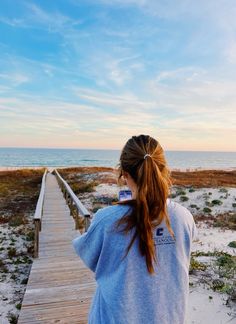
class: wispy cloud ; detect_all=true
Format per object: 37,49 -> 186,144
0,72 -> 30,85
0,87 -> 235,150
225,40 -> 236,64
26,3 -> 77,32
0,17 -> 26,27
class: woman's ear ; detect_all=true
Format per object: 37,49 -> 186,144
122,172 -> 128,185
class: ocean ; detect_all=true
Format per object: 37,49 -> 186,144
0,148 -> 235,170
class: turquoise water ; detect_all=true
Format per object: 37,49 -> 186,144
0,148 -> 235,169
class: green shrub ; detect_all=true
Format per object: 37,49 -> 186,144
180,196 -> 189,202
190,204 -> 197,208
219,188 -> 228,193
232,203 -> 236,208
112,197 -> 119,203
176,190 -> 186,196
8,313 -> 17,324
70,181 -> 97,194
21,278 -> 28,285
22,255 -> 32,264
13,257 -> 23,265
228,241 -> 236,248
25,231 -> 34,241
189,256 -> 207,273
0,259 -> 8,273
15,303 -> 21,310
217,283 -> 235,295
203,207 -> 212,213
211,199 -> 223,206
9,215 -> 27,227
212,279 -> 225,291
216,253 -> 236,279
212,213 -> 236,230
92,205 -> 102,213
189,188 -> 195,193
8,247 -> 17,258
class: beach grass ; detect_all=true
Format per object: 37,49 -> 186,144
0,168 -> 45,322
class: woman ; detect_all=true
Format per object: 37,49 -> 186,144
73,134 -> 197,324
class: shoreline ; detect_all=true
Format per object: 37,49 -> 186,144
0,166 -> 236,172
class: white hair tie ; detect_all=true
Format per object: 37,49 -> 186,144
144,154 -> 151,159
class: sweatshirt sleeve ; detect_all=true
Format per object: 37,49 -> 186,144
72,209 -> 105,272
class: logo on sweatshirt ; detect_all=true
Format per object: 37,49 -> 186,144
154,227 -> 175,245
156,228 -> 164,236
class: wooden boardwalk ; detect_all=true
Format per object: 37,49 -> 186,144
18,173 -> 96,324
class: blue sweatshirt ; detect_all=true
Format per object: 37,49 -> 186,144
73,199 -> 197,324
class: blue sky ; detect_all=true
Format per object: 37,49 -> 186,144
0,0 -> 235,151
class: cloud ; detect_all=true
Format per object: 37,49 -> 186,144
72,87 -> 153,109
147,66 -> 236,115
0,86 -> 235,150
0,73 -> 30,86
0,93 -> 154,148
0,3 -> 82,34
0,17 -> 26,27
225,41 -> 236,64
93,0 -> 236,21
26,3 -> 72,32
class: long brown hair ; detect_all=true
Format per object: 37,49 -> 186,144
117,135 -> 174,274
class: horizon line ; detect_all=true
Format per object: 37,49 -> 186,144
0,146 -> 235,153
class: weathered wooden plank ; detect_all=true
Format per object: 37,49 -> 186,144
18,173 -> 96,323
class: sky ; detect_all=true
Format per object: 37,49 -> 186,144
0,0 -> 236,151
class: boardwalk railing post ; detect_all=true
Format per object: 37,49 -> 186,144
84,215 -> 91,231
75,209 -> 80,230
34,219 -> 40,258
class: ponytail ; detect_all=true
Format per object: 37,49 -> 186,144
117,135 -> 174,274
